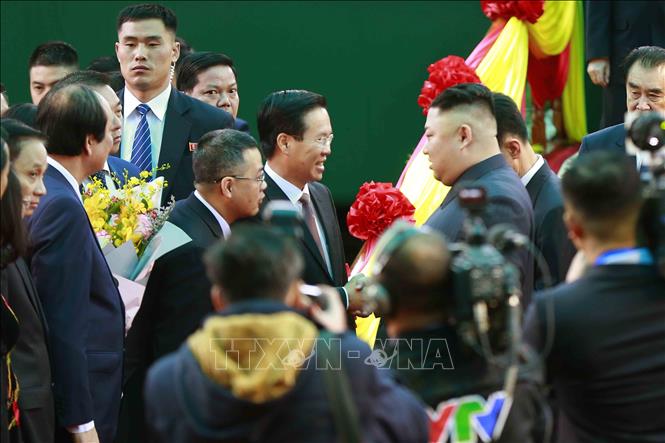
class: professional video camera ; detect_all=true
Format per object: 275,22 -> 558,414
627,111 -> 665,277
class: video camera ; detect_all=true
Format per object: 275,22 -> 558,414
627,111 -> 665,277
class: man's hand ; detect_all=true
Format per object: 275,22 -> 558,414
71,427 -> 99,443
307,285 -> 348,334
344,273 -> 371,316
587,58 -> 610,87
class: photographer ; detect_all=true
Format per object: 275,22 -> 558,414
524,151 -> 665,442
144,225 -> 428,443
372,223 -> 550,443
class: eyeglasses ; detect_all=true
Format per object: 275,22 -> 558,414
214,172 -> 266,183
306,134 -> 334,148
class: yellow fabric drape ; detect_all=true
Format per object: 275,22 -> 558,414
475,16 -> 529,107
526,0 -> 576,56
562,0 -> 588,141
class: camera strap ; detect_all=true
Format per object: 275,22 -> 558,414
317,331 -> 362,443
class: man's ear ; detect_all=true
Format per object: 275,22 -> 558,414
284,279 -> 304,309
210,284 -> 228,312
458,124 -> 473,149
220,177 -> 234,198
276,133 -> 290,155
172,39 -> 181,64
83,134 -> 96,157
564,206 -> 585,248
503,138 -> 522,160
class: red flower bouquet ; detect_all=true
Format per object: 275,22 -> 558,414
417,55 -> 482,115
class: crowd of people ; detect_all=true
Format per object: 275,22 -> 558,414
0,3 -> 664,443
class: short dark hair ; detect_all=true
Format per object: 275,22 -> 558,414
176,52 -> 237,92
0,118 -> 45,160
193,129 -> 260,184
87,56 -> 120,73
430,82 -> 495,117
623,46 -> 665,73
204,225 -> 304,302
4,104 -> 39,129
257,90 -> 327,159
378,231 -> 451,316
493,92 -> 528,144
562,151 -> 643,239
28,41 -> 79,69
0,171 -> 28,267
36,84 -> 107,156
117,3 -> 177,33
52,70 -> 112,92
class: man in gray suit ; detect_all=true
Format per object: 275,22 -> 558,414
423,83 -> 535,303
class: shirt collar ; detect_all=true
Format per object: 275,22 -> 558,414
264,162 -> 310,206
194,190 -> 231,238
123,84 -> 171,121
521,155 -> 544,186
47,156 -> 83,203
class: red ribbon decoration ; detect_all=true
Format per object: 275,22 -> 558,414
417,56 -> 482,115
480,0 -> 545,23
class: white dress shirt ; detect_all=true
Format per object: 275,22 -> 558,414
264,162 -> 332,275
47,157 -> 83,204
194,190 -> 231,238
120,85 -> 171,171
521,155 -> 545,186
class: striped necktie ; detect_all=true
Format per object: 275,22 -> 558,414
130,104 -> 153,172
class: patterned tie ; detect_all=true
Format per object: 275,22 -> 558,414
91,170 -> 109,189
299,192 -> 326,260
130,104 -> 153,172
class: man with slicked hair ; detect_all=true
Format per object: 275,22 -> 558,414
28,41 -> 79,105
118,128 -> 266,443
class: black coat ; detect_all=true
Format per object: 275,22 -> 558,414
118,192 -> 223,443
4,258 -> 55,443
425,154 -> 535,304
524,263 -> 665,442
526,162 -> 575,289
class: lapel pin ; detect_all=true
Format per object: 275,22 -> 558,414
188,142 -> 198,152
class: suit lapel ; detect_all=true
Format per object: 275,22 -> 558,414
157,90 -> 192,204
186,194 -> 224,239
264,176 -> 331,279
309,184 -> 338,280
525,162 -> 550,205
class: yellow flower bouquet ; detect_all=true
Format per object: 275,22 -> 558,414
82,170 -> 191,332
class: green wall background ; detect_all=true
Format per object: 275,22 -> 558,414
1,1 -> 601,206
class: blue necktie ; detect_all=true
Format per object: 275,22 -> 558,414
131,104 -> 153,172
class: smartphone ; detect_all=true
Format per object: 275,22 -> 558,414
300,284 -> 328,310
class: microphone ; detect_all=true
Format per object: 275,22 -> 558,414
487,224 -> 529,252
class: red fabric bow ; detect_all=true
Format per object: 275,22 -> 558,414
417,56 -> 482,115
347,182 -> 415,241
480,0 -> 545,24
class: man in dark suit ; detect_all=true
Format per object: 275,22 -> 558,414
255,89 -> 365,310
176,51 -> 250,132
28,84 -> 125,443
493,93 -> 575,289
117,129 -> 266,443
585,1 -> 664,128
115,4 -> 234,205
423,84 -> 535,303
580,46 -> 665,159
524,151 -> 665,442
